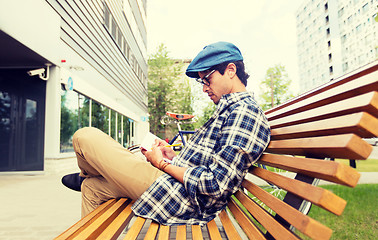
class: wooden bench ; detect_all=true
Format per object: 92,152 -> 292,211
55,61 -> 378,240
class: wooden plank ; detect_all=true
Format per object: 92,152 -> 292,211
265,65 -> 378,119
54,198 -> 117,240
176,225 -> 187,240
143,221 -> 159,240
227,199 -> 266,240
241,180 -> 332,240
72,198 -> 130,239
234,190 -> 300,240
206,220 -> 222,240
265,62 -> 378,116
250,167 -> 347,215
266,133 -> 372,159
269,91 -> 378,128
97,201 -> 134,239
123,217 -> 146,240
271,112 -> 378,140
218,210 -> 242,240
191,225 -> 203,240
158,225 -> 170,240
256,153 -> 361,187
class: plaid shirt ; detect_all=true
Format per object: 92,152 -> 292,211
132,91 -> 270,225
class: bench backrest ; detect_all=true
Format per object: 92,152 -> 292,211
225,61 -> 378,239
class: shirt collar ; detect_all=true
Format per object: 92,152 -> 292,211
221,91 -> 254,103
214,91 -> 255,115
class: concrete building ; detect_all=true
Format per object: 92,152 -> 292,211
0,0 -> 149,174
296,0 -> 377,93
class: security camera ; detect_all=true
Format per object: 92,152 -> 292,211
27,68 -> 45,76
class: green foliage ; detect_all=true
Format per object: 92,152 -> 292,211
148,44 -> 193,137
193,102 -> 216,129
60,94 -> 76,147
259,64 -> 294,111
91,101 -> 109,134
297,184 -> 378,239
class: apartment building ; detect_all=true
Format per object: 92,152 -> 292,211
296,0 -> 377,93
0,0 -> 149,173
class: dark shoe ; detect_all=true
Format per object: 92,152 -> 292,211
62,173 -> 85,192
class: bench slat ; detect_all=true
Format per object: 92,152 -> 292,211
241,180 -> 332,240
250,167 -> 347,215
234,190 -> 300,240
176,225 -> 187,240
266,69 -> 378,120
228,199 -> 266,240
97,202 -> 134,239
218,210 -> 242,240
265,62 -> 378,116
206,220 -> 222,240
269,91 -> 378,129
191,225 -> 203,240
54,198 -> 117,240
266,133 -> 372,159
158,225 -> 170,240
257,153 -> 360,187
71,198 -> 130,240
271,112 -> 378,140
143,221 -> 159,239
123,217 -> 146,240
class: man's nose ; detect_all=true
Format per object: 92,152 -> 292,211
203,84 -> 209,92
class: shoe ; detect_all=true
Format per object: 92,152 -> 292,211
62,173 -> 85,192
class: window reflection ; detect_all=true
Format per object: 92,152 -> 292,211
0,91 -> 11,167
60,86 -> 135,152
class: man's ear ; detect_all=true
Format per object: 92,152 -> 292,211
227,63 -> 237,78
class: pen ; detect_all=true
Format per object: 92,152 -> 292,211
164,143 -> 181,148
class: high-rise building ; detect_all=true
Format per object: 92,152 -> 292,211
0,0 -> 149,173
296,0 -> 377,93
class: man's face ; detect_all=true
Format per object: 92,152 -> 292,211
198,68 -> 233,104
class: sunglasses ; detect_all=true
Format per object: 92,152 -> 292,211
195,70 -> 215,86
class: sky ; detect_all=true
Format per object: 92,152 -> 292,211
146,0 -> 306,97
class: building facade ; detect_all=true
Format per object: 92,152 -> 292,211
0,0 -> 149,173
296,0 -> 377,93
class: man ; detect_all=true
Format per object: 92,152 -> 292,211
62,41 -> 270,225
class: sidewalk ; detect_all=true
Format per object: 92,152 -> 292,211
0,173 -> 81,240
0,171 -> 377,240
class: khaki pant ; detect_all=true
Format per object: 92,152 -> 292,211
73,127 -> 164,217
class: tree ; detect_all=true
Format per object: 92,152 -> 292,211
148,44 -> 193,138
259,64 -> 294,111
193,102 -> 216,129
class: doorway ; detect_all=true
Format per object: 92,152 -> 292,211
0,69 -> 45,171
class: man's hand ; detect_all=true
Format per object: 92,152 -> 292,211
141,141 -> 164,168
142,139 -> 185,183
153,139 -> 177,160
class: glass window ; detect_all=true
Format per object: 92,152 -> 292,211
111,18 -> 117,40
123,116 -> 130,147
0,91 -> 11,164
60,89 -> 77,152
60,89 -> 90,152
110,109 -> 116,139
91,100 -> 109,135
104,4 -> 110,29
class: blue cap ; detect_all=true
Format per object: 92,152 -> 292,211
186,41 -> 243,78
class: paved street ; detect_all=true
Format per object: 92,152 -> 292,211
0,172 -> 81,240
0,169 -> 377,240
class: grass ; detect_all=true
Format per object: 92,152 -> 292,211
232,184 -> 377,239
297,184 -> 378,239
336,158 -> 378,172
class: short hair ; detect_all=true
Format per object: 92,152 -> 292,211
209,61 -> 250,86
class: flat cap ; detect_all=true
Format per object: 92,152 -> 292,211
186,41 -> 243,78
